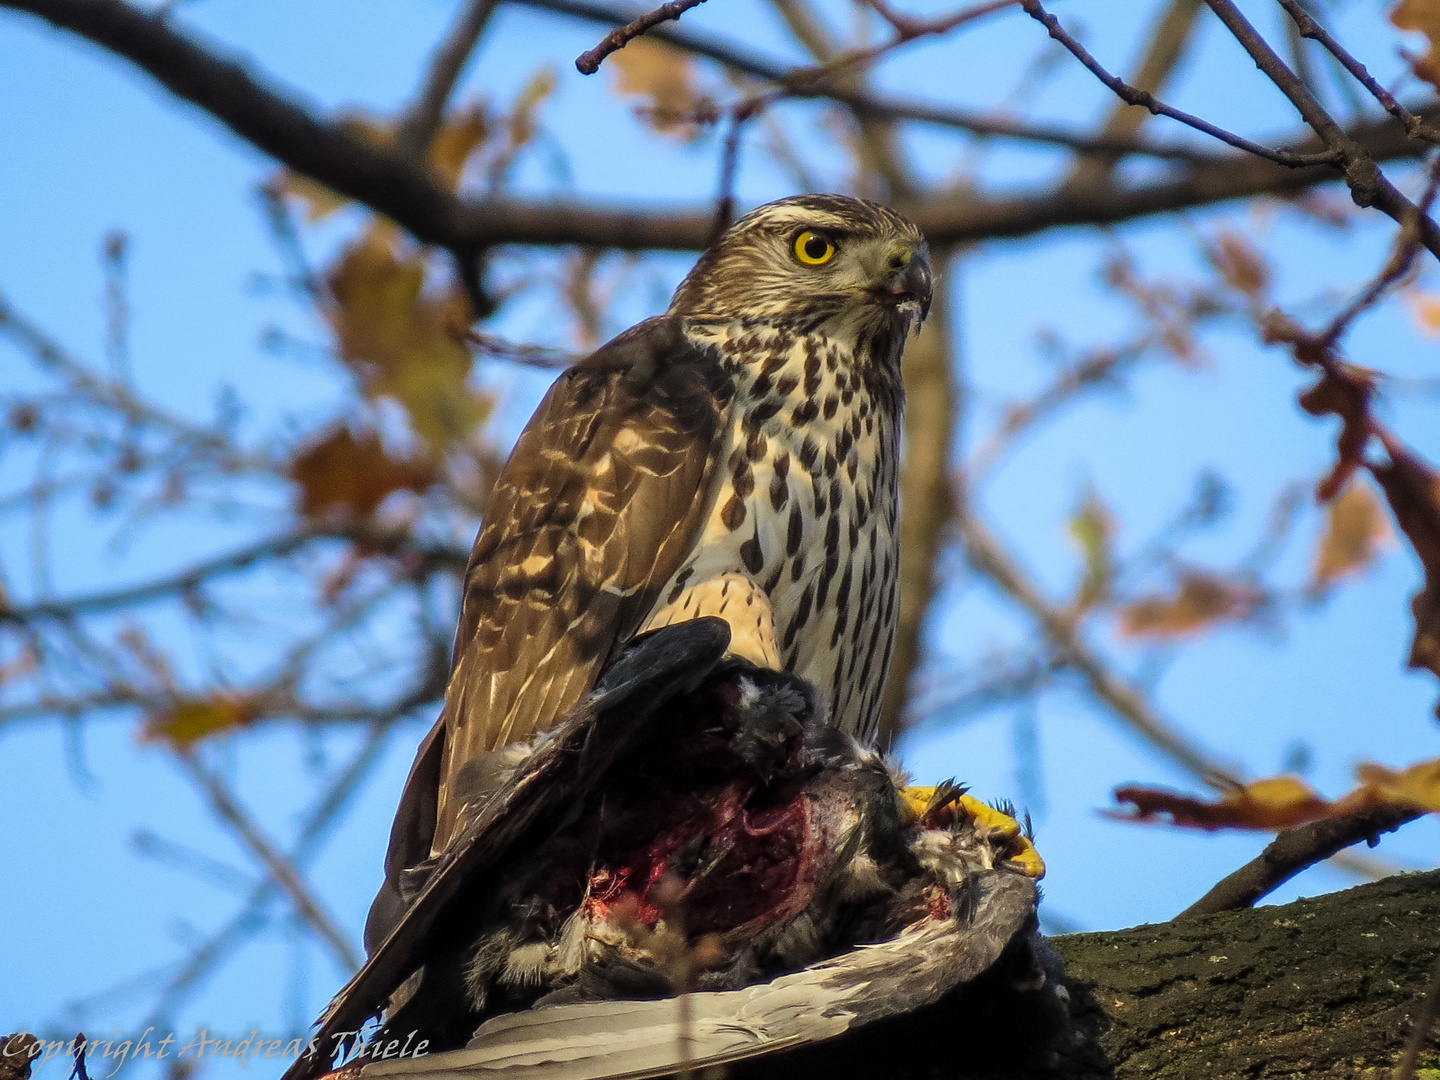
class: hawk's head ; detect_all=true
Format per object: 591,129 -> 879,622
669,194 -> 932,351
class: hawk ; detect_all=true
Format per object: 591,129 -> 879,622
366,194 -> 932,952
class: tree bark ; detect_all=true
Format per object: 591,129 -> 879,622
735,868 -> 1440,1079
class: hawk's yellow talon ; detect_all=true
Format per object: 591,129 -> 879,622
896,785 -> 936,827
1008,835 -> 1046,880
957,794 -> 1021,839
896,786 -> 1046,881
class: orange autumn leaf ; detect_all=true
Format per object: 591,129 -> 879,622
1310,480 -> 1391,591
1409,292 -> 1440,336
1116,573 -> 1259,640
1112,776 -> 1330,831
1355,758 -> 1440,813
326,224 -> 485,449
288,425 -> 435,521
1391,0 -> 1440,92
1113,756 -> 1440,833
144,693 -> 260,747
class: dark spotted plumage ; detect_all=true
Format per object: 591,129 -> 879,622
636,196 -> 930,775
368,195 -> 931,948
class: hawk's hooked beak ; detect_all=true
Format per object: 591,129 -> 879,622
874,243 -> 933,323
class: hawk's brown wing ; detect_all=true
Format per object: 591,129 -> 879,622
429,315 -> 730,855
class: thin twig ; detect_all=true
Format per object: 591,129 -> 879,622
957,505 -> 1241,787
710,105 -> 758,243
0,527 -> 467,625
1318,154 -> 1440,349
1062,0 -> 1205,190
964,339 -> 1150,482
1020,0 -> 1340,168
174,751 -> 362,972
519,0 -> 1211,160
465,330 -> 578,368
0,291 -> 227,444
101,231 -> 130,386
142,714 -> 399,1028
396,0 -> 500,156
260,182 -> 323,299
1276,0 -> 1440,147
1176,803 -> 1423,919
1201,0 -> 1440,261
778,0 -> 1018,95
575,0 -> 710,74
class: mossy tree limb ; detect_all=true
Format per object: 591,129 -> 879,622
737,869 -> 1440,1080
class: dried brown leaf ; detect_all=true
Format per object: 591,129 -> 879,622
1310,480 -> 1391,590
1391,0 -> 1440,91
1211,231 -> 1270,298
1111,776 -> 1330,830
326,224 -> 485,449
609,40 -> 701,136
288,425 -> 436,521
1297,365 -> 1377,501
1114,756 -> 1440,833
1371,445 -> 1440,694
1116,572 -> 1259,640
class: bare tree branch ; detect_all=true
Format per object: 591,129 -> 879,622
1177,802 -> 1425,919
1277,0 -> 1440,146
0,291 -> 231,445
174,751 -> 361,972
575,0 -> 709,74
957,504 -> 1241,787
0,528 -> 467,625
143,714 -> 400,1027
1062,0 -> 1203,189
396,0 -> 502,156
1021,0 -> 1341,167
1201,0 -> 1440,260
5,0 -> 1438,258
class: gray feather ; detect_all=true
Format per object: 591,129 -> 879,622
360,872 -> 1035,1080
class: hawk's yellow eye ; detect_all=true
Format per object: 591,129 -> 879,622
793,231 -> 837,266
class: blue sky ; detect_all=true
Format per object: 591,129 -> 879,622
3,0 -> 1440,1072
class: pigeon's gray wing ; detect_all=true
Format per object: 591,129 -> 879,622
358,871 -> 1038,1080
282,619 -> 733,1080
